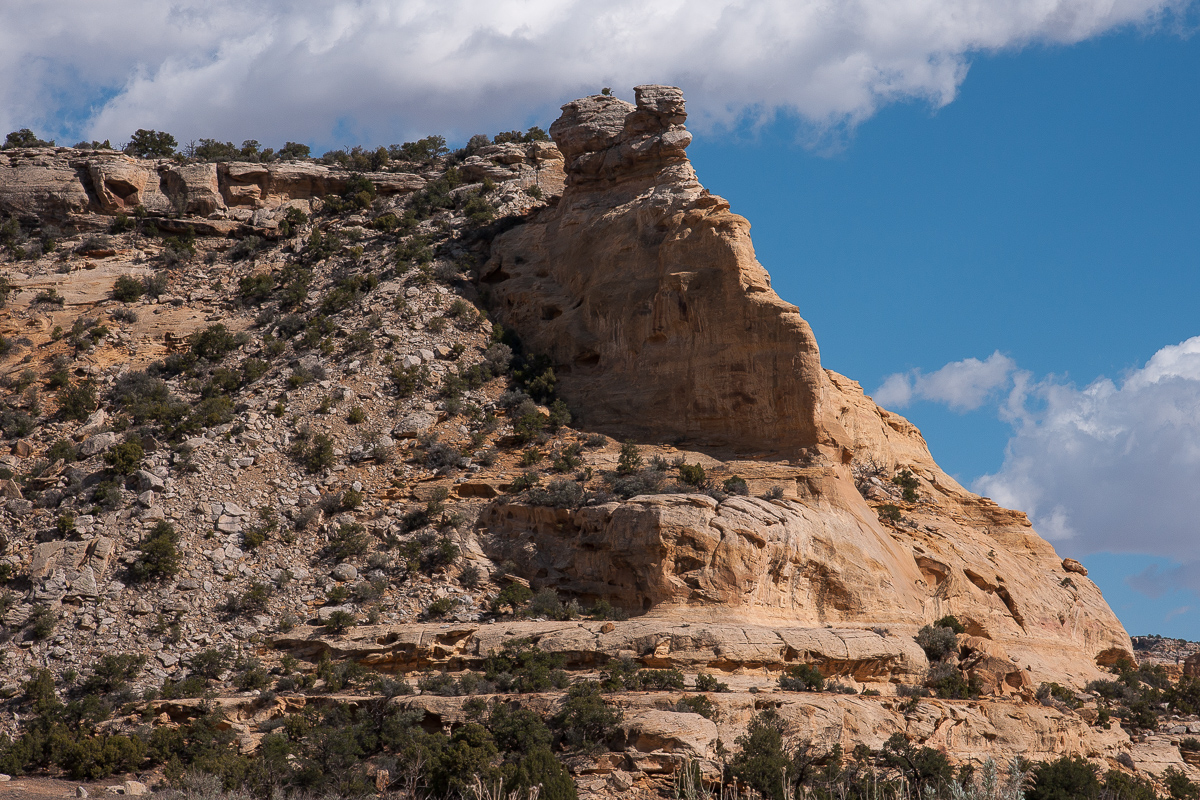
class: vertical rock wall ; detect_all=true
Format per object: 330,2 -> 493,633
483,86 -> 829,455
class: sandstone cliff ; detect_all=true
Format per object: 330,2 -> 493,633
0,147 -> 427,232
481,86 -> 1131,691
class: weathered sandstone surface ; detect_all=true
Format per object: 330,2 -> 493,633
481,86 -> 1131,692
0,147 -> 426,229
483,86 -> 827,454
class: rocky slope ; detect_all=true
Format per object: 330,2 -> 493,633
0,87 -> 1188,797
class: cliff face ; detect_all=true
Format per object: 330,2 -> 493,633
0,148 -> 427,232
483,86 -> 827,454
482,85 -> 1132,689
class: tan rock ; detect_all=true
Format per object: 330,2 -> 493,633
87,157 -> 170,214
30,536 -> 115,583
161,163 -> 224,215
460,142 -> 565,195
484,85 -> 825,453
621,710 -> 716,758
479,85 -> 1132,692
273,618 -> 929,684
0,148 -> 90,221
122,779 -> 148,796
1063,558 -> 1089,576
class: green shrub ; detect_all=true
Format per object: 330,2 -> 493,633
128,521 -> 180,583
524,588 -> 577,621
229,236 -> 263,262
553,681 -> 621,752
878,503 -> 903,523
425,597 -> 456,618
722,475 -> 749,495
1027,755 -> 1100,800
280,142 -> 311,160
111,275 -> 144,302
391,364 -> 429,397
880,733 -> 954,796
526,479 -> 585,509
58,381 -> 98,421
678,462 -> 707,488
915,624 -> 959,662
492,582 -> 533,614
294,432 -> 336,473
237,272 -> 274,303
508,471 -> 539,493
926,663 -> 977,699
91,479 -> 123,510
616,441 -> 642,474
1163,766 -> 1199,800
934,614 -> 965,634
893,468 -> 920,502
103,439 -> 144,475
695,673 -> 731,693
125,129 -> 176,158
27,604 -> 58,639
629,668 -> 686,691
512,410 -> 546,444
0,408 -> 33,437
675,695 -> 719,720
730,708 -> 791,800
189,323 -> 243,361
80,654 -> 146,695
220,581 -> 272,617
779,663 -> 825,692
188,647 -> 233,680
4,129 -> 55,148
608,468 -> 667,499
482,638 -> 568,693
33,288 -> 65,305
325,609 -> 357,633
46,439 -> 78,463
143,273 -> 169,298
326,522 -> 369,561
233,659 -> 272,691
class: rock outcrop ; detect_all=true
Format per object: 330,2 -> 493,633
482,86 -> 827,454
273,619 -> 930,685
460,141 -> 565,196
0,147 -> 428,229
481,86 -> 1132,690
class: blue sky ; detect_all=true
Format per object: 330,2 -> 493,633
5,0 -> 1199,638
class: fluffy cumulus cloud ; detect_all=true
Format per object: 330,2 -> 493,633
873,351 -> 1017,411
960,337 -> 1200,594
0,0 -> 1188,149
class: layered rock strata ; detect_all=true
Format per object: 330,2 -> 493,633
0,148 -> 427,228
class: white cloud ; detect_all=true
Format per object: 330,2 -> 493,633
873,351 -> 1017,411
0,0 -> 1188,149
973,335 -> 1200,593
